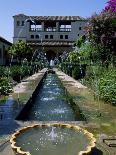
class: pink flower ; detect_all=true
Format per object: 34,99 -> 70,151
104,0 -> 116,12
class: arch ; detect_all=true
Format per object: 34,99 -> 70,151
45,50 -> 56,62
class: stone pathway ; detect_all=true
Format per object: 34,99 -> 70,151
0,69 -> 47,154
13,68 -> 47,93
0,141 -> 14,155
54,68 -> 87,89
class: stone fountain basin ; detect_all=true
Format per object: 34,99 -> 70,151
10,123 -> 96,155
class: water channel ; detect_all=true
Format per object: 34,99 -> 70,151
25,73 -> 80,121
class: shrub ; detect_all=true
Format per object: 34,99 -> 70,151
10,65 -> 34,82
84,66 -> 116,105
72,66 -> 81,80
99,68 -> 116,105
10,66 -> 23,82
0,66 -> 9,77
85,11 -> 116,66
0,78 -> 12,95
21,65 -> 33,77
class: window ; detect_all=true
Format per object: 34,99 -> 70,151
60,24 -> 71,31
45,35 -> 48,39
17,21 -> 20,26
22,21 -> 24,26
36,35 -> 39,39
60,35 -> 63,39
30,24 -> 36,31
50,35 -> 53,39
36,24 -> 42,31
65,35 -> 68,39
31,35 -> 34,39
79,27 -> 82,30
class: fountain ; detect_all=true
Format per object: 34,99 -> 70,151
16,73 -> 82,121
50,59 -> 54,68
10,123 -> 96,155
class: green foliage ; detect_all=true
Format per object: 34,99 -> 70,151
86,11 -> 116,65
9,40 -> 33,62
0,78 -> 12,95
0,66 -> 9,77
67,51 -> 80,63
80,10 -> 116,104
99,68 -> 116,104
10,65 -> 33,82
10,66 -> 23,82
72,67 -> 80,80
84,66 -> 116,105
75,35 -> 86,48
21,65 -> 33,76
79,42 -> 98,64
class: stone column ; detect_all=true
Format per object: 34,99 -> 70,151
56,22 -> 59,31
42,22 -> 44,31
26,21 -> 30,40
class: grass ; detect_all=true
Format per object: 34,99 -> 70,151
60,78 -> 116,136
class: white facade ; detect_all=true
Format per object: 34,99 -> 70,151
13,14 -> 87,43
13,14 -> 87,60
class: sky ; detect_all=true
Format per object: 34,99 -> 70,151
0,0 -> 108,42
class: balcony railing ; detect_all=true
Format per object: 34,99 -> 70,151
30,28 -> 71,32
60,28 -> 71,32
30,28 -> 42,32
45,28 -> 56,32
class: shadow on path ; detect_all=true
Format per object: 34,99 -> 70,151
90,147 -> 103,155
0,97 -> 21,139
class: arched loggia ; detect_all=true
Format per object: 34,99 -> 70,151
46,50 -> 56,62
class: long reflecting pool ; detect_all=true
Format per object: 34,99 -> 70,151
25,73 -> 80,121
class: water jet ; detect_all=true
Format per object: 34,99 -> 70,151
10,123 -> 96,155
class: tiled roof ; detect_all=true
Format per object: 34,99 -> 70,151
13,14 -> 86,21
30,16 -> 85,21
0,36 -> 12,45
27,40 -> 74,46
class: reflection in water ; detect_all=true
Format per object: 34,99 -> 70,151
0,97 -> 15,121
27,74 -> 78,121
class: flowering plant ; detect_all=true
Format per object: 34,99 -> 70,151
85,0 -> 116,66
104,0 -> 116,12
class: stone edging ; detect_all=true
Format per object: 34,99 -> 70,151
10,123 -> 96,155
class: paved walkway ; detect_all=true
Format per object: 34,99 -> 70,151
0,69 -> 47,154
13,68 -> 47,93
0,141 -> 14,155
54,68 -> 87,89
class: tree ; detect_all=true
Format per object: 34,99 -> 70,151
67,51 -> 80,63
85,10 -> 116,66
75,35 -> 86,48
8,40 -> 33,63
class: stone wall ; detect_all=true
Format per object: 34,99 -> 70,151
0,41 -> 11,65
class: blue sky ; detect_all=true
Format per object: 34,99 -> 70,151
0,0 -> 108,42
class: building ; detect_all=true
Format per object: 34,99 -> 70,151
13,14 -> 87,61
0,36 -> 12,65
